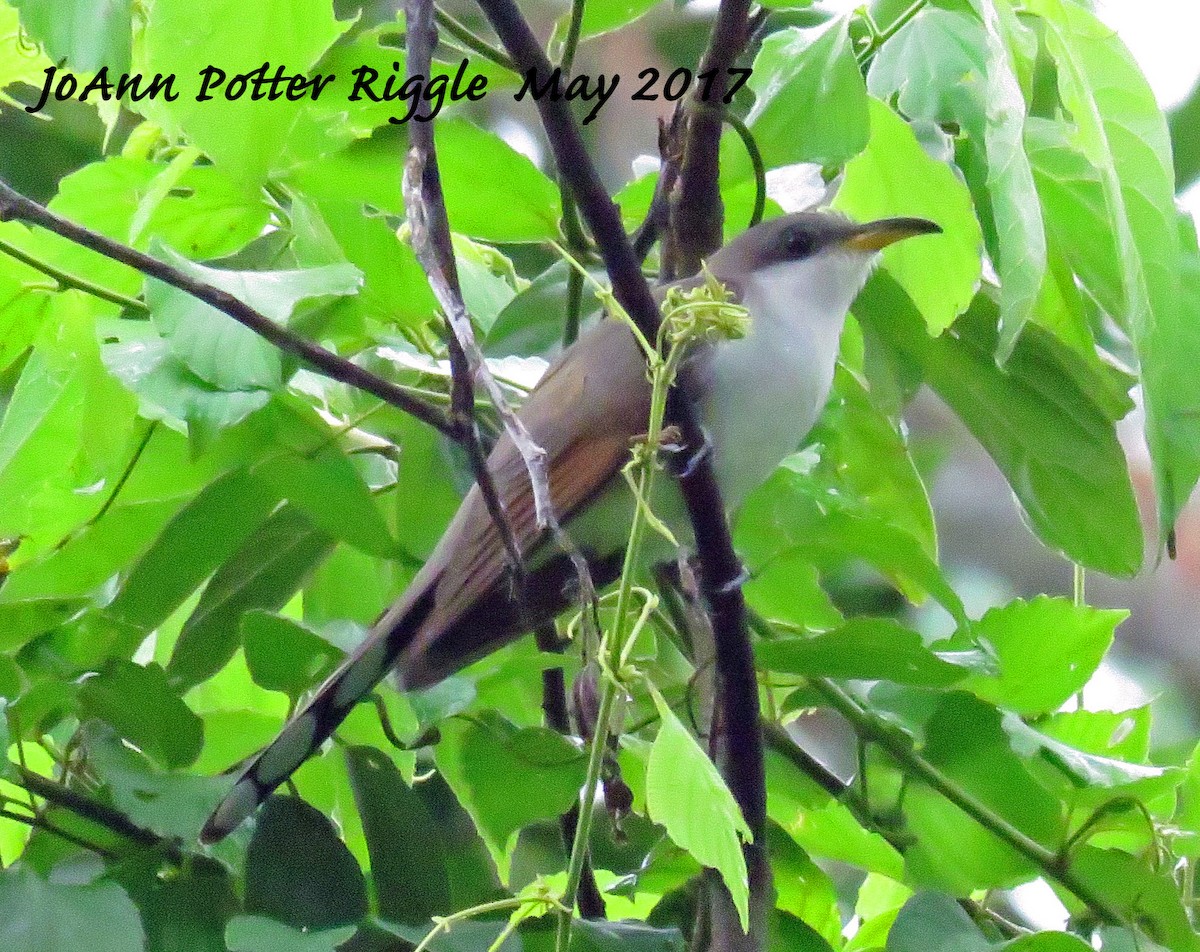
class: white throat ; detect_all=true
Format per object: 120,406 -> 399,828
699,250 -> 875,507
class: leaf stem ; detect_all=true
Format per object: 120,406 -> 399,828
0,236 -> 149,313
809,677 -> 1128,926
414,895 -> 562,952
434,8 -> 517,71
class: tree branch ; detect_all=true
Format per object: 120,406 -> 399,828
0,180 -> 457,439
661,1 -> 766,946
15,766 -> 181,860
404,0 -> 525,576
664,0 -> 753,279
471,1 -> 768,947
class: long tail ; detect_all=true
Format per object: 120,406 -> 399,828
199,585 -> 438,844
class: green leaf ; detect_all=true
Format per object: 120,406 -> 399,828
956,597 -> 1125,715
1002,714 -> 1181,803
1038,707 -> 1150,763
29,159 -> 268,299
578,0 -> 661,39
433,710 -> 587,881
168,505 -> 335,690
646,691 -> 752,932
288,197 -> 436,331
242,611 -> 341,698
0,866 -> 144,952
743,18 -> 870,171
967,0 -> 1047,356
83,725 -> 231,841
886,892 -> 990,952
571,919 -> 686,952
0,3 -> 52,95
147,246 -> 361,394
833,98 -> 982,334
818,367 -> 938,558
111,853 -> 237,952
245,795 -> 369,930
744,553 -> 842,633
756,619 -> 970,687
104,336 -> 273,445
856,274 -> 1142,577
108,467 -> 280,631
226,918 -> 356,952
1067,847 -> 1199,951
0,297 -> 137,549
254,442 -> 396,559
11,0 -> 130,74
346,745 -> 451,925
901,694 -> 1063,892
284,134 -> 404,214
738,457 -> 967,626
765,747 -> 904,878
79,660 -> 203,769
436,119 -> 563,243
869,3 -> 1046,355
485,260 -> 604,358
768,827 -> 842,948
1024,0 -> 1189,549
139,0 -> 350,184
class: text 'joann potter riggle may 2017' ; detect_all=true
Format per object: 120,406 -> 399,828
25,59 -> 754,126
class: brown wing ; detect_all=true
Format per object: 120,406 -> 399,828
394,315 -> 653,684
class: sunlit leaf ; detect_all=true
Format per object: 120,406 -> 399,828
646,691 -> 752,932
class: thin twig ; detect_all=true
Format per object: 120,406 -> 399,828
15,766 -> 180,859
403,0 -> 533,582
53,420 -> 157,551
0,236 -> 149,313
0,805 -> 116,858
631,112 -> 685,263
533,624 -> 607,920
0,180 -> 457,439
434,7 -> 517,71
665,0 -> 753,278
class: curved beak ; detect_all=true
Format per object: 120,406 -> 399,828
843,216 -> 942,252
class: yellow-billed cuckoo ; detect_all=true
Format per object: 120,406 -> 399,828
200,210 -> 940,843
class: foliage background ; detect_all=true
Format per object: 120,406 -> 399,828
1,0 -> 1200,950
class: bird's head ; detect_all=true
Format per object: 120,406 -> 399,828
714,211 -> 941,326
741,210 -> 942,265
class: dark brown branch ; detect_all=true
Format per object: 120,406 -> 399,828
472,1 -> 767,947
15,765 -> 180,859
665,0 -> 753,278
631,112 -> 685,263
0,180 -> 456,439
661,2 -> 765,947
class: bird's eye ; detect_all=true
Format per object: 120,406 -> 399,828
785,228 -> 814,257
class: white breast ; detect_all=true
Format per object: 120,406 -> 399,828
700,252 -> 873,507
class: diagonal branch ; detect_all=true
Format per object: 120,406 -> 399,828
0,180 -> 457,439
404,0 -> 524,576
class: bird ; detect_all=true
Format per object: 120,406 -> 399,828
200,210 -> 941,843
